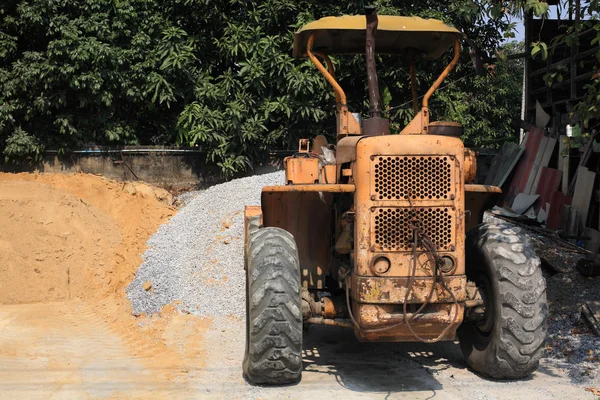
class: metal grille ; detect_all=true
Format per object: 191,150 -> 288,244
374,207 -> 453,251
374,156 -> 452,200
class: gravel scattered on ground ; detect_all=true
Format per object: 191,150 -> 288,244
126,171 -> 284,318
544,270 -> 600,383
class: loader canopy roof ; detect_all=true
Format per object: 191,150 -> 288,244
293,15 -> 460,60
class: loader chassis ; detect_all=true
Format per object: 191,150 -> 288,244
352,134 -> 466,341
243,10 -> 547,384
255,134 -> 471,342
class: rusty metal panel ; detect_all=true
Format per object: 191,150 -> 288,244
243,206 -> 262,239
464,184 -> 502,232
261,190 -> 332,289
464,148 -> 477,183
353,302 -> 464,342
336,136 -> 363,164
285,157 -> 320,184
262,184 -> 354,193
352,274 -> 466,304
323,165 -> 336,184
372,155 -> 455,201
353,134 -> 466,278
371,206 -> 456,252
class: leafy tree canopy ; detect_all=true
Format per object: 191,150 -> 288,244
0,0 -> 522,176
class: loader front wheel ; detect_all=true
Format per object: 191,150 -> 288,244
458,222 -> 548,379
243,225 -> 303,385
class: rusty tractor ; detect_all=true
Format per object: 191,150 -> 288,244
243,9 -> 547,384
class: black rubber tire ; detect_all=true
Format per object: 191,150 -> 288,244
243,219 -> 303,385
458,222 -> 548,379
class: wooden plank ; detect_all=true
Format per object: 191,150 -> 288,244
506,128 -> 543,203
511,193 -> 540,214
561,204 -> 581,239
572,167 -> 596,227
537,206 -> 547,223
524,135 -> 549,194
484,152 -> 504,185
485,142 -> 522,187
561,204 -> 572,233
547,191 -> 566,230
530,136 -> 557,195
581,302 -> 600,337
560,138 -> 570,193
569,208 -> 582,238
583,228 -> 600,253
494,144 -> 524,188
534,168 -> 561,212
517,128 -> 544,193
557,136 -> 567,172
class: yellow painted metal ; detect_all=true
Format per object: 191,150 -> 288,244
312,51 -> 340,104
306,33 -> 361,139
294,15 -> 460,59
352,275 -> 467,304
263,184 -> 355,193
306,34 -> 346,106
261,191 -> 333,289
422,38 -> 461,109
353,134 -> 466,279
465,184 -> 502,193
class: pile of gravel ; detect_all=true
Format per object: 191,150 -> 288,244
126,171 -> 285,317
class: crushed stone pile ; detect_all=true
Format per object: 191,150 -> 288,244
127,171 -> 285,317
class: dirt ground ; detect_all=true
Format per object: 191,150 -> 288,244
0,172 -> 597,399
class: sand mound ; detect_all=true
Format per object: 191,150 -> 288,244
0,173 -> 175,304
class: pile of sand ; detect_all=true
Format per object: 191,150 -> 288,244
0,173 -> 175,304
0,173 -> 217,398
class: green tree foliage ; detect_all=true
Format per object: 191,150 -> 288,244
434,41 -> 524,146
0,0 -> 519,175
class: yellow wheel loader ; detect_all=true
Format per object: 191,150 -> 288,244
243,8 -> 547,384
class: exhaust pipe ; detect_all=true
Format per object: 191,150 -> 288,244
363,6 -> 390,136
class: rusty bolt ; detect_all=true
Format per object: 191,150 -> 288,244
370,207 -> 376,212
370,195 -> 376,201
449,155 -> 454,161
370,155 -> 375,160
450,194 -> 455,200
449,245 -> 455,252
370,246 -> 376,252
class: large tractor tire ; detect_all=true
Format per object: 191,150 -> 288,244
243,221 -> 303,385
458,222 -> 548,379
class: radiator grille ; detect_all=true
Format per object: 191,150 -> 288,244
374,207 -> 453,251
374,156 -> 452,200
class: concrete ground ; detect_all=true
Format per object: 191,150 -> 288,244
0,303 -> 595,400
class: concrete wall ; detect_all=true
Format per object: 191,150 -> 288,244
0,147 -> 225,189
1,145 -> 495,188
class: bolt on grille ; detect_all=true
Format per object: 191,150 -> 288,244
374,156 -> 452,200
374,207 -> 453,251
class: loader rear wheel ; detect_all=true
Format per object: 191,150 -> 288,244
458,222 -> 548,379
243,224 -> 303,385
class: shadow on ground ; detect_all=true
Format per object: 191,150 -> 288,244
301,324 -> 468,395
